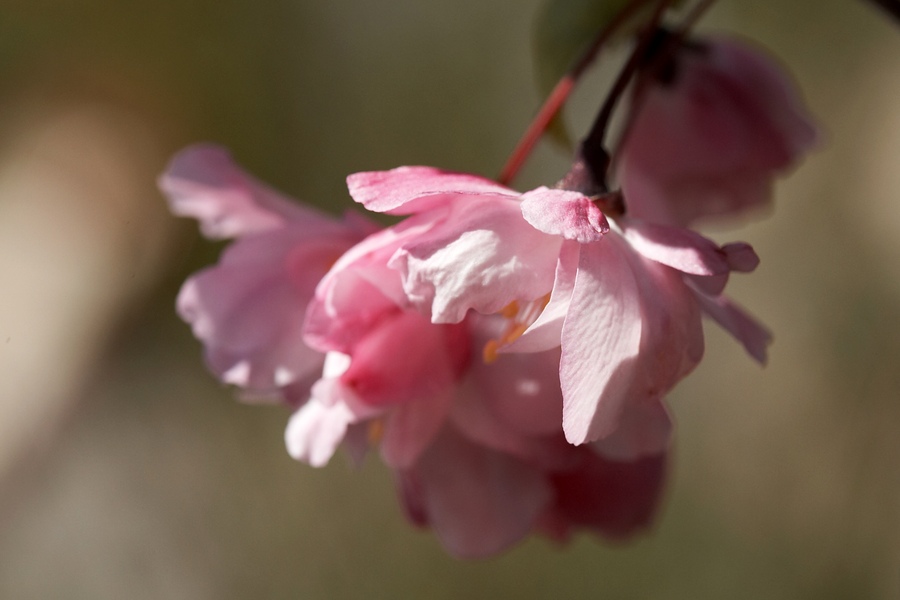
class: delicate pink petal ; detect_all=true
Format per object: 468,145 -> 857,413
402,427 -> 551,559
160,144 -> 339,239
449,388 -> 573,469
340,313 -> 468,408
176,227 -> 347,393
284,398 -> 356,467
721,242 -> 760,272
381,385 -> 455,469
304,274 -> 403,354
452,324 -> 573,466
622,220 -> 732,276
466,318 -> 565,437
692,289 -> 772,363
617,36 -> 817,227
627,250 -> 705,396
684,272 -> 728,297
519,187 -> 608,243
505,241 -> 579,353
347,166 -> 517,215
560,236 -> 643,445
392,196 -> 562,323
303,213 -> 443,353
710,37 -> 818,156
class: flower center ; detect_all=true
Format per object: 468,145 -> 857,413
482,295 -> 551,364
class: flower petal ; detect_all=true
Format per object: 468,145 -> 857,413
381,385 -> 455,469
392,196 -> 561,323
400,427 -> 551,559
160,144 -> 338,239
692,289 -> 772,364
721,242 -> 760,272
520,187 -> 608,243
506,240 -> 579,353
622,220 -> 732,276
347,166 -> 517,215
284,396 -> 356,467
560,236 -> 643,445
617,36 -> 818,227
176,227 -> 346,394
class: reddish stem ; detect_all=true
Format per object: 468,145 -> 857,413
498,76 -> 575,186
498,0 -> 659,186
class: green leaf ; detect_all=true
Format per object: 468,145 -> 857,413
532,0 -> 634,150
532,0 -> 635,97
531,0 -> 674,149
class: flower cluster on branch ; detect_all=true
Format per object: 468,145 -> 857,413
160,16 -> 816,558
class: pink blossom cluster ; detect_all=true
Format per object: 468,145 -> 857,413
160,36 -> 815,558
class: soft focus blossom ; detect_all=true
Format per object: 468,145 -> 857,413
283,196 -> 667,557
162,151 -> 769,558
159,144 -> 375,399
617,36 -> 818,227
286,220 -> 471,469
347,166 -> 766,446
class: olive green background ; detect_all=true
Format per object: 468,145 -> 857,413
0,1 -> 898,598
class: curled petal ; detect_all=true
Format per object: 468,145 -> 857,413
622,220 -> 732,276
340,313 -> 468,409
692,289 -> 772,364
520,187 -> 608,243
347,166 -> 517,215
160,144 -> 338,239
722,242 -> 760,272
303,215 -> 440,353
392,197 -> 562,323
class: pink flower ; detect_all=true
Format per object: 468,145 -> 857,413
159,144 -> 375,398
285,220 -> 471,469
346,166 -> 767,447
398,320 -> 668,556
397,420 -> 667,558
284,205 -> 668,557
296,313 -> 668,558
617,36 -> 818,227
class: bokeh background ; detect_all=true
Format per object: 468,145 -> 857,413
0,0 -> 898,598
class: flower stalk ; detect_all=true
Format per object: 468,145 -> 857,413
497,0 -> 660,186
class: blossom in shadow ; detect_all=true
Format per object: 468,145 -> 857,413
160,144 -> 375,400
617,36 -> 818,227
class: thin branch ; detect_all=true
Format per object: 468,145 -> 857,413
581,0 -> 675,163
675,0 -> 718,35
497,0 -> 659,186
866,0 -> 900,22
609,0 -> 719,178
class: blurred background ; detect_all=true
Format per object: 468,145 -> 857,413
0,0 -> 898,598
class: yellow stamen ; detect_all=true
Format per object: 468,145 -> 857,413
483,294 -> 553,364
499,301 -> 520,319
367,419 -> 384,445
483,340 -> 501,364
